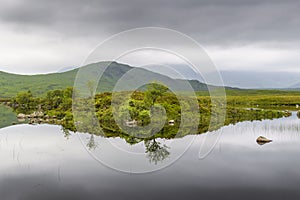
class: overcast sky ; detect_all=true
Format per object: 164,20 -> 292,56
0,0 -> 300,74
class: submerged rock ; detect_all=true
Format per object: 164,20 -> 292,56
256,136 -> 272,145
297,111 -> 300,119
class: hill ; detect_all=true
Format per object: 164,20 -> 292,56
0,68 -> 78,97
0,62 -> 225,98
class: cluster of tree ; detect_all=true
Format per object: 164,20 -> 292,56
11,87 -> 74,130
10,83 -> 291,141
11,90 -> 37,114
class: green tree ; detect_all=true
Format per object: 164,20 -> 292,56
13,90 -> 36,114
144,82 -> 168,106
138,110 -> 150,125
87,80 -> 96,98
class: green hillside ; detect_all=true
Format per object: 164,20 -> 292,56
0,69 -> 77,97
0,61 -> 222,98
0,62 -> 133,97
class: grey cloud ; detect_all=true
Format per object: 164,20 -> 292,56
1,0 -> 300,74
0,0 -> 299,46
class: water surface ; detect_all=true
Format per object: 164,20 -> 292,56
0,113 -> 300,200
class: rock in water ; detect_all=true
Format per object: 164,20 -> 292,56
256,136 -> 272,145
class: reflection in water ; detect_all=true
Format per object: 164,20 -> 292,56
1,113 -> 300,199
61,126 -> 71,139
144,139 -> 170,164
256,140 -> 272,146
0,105 -> 19,128
87,134 -> 97,150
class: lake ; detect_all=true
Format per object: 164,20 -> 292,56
0,111 -> 300,200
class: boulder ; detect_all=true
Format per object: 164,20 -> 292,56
256,136 -> 272,145
31,111 -> 44,118
17,118 -> 25,122
169,119 -> 175,125
17,113 -> 26,119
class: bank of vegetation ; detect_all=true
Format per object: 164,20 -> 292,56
4,82 -> 296,142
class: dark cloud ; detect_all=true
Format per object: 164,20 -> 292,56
0,0 -> 300,74
0,0 -> 299,45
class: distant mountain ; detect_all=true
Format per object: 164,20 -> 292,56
289,82 -> 300,89
0,62 -> 230,98
144,64 -> 300,89
219,71 -> 300,89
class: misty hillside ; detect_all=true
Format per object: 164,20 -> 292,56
289,82 -> 300,89
161,64 -> 300,89
219,71 -> 300,89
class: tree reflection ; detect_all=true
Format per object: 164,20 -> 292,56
61,127 -> 71,139
145,139 -> 170,165
87,134 -> 97,150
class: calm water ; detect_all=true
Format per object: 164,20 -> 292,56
1,112 -> 300,200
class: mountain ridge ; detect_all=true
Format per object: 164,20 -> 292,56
0,62 -> 230,98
